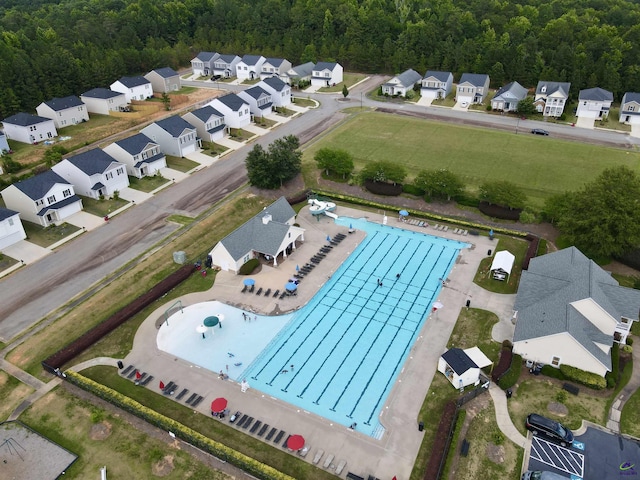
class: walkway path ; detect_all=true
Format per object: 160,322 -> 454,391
488,382 -> 527,448
607,341 -> 640,432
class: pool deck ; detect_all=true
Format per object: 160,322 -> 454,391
115,206 -> 514,480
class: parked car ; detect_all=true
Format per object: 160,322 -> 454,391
525,413 -> 574,446
522,471 -> 570,480
531,128 -> 549,135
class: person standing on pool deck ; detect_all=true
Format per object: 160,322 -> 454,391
254,315 -> 257,322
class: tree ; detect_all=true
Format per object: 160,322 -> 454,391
314,148 -> 354,179
516,96 -> 536,115
360,161 -> 406,185
342,84 -> 349,98
161,92 -> 171,110
245,135 -> 302,189
479,180 -> 527,209
551,166 -> 640,258
414,169 -> 465,201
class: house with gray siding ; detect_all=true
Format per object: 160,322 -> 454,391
420,71 -> 454,100
145,67 -> 181,93
382,69 -> 422,97
491,81 -> 528,112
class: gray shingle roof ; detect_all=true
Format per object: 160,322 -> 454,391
219,197 -> 296,260
113,133 -> 157,155
262,76 -> 287,91
623,92 -> 640,104
64,148 -> 120,175
0,207 -> 19,222
215,93 -> 247,111
459,73 -> 489,87
314,61 -> 338,71
81,88 -> 124,100
579,87 -> 613,102
290,62 -> 315,77
536,81 -> 571,97
3,112 -> 52,127
423,70 -> 452,82
150,67 -> 178,78
387,69 -> 422,88
492,81 -> 528,101
116,76 -> 150,88
216,54 -> 239,64
37,194 -> 81,216
43,96 -> 84,111
195,51 -> 218,62
264,58 -> 285,67
188,105 -> 224,122
442,348 -> 477,374
243,86 -> 270,100
241,54 -> 263,66
514,247 -> 640,370
154,116 -> 196,136
12,170 -> 70,200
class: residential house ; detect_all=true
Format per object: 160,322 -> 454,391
0,130 -> 10,154
491,81 -> 528,112
182,106 -> 226,143
1,170 -> 82,227
260,58 -> 292,79
236,55 -> 266,81
438,347 -> 492,389
145,67 -> 181,93
534,81 -> 571,117
282,62 -> 315,86
576,87 -> 613,119
421,71 -> 454,100
103,133 -> 167,178
620,92 -> 640,125
80,88 -> 128,115
0,208 -> 26,250
36,96 -> 89,129
208,94 -> 251,130
258,77 -> 292,108
1,113 -> 57,144
191,51 -> 218,76
110,76 -> 153,103
140,116 -> 200,157
311,62 -> 344,87
382,69 -> 422,97
456,73 -> 490,104
208,196 -> 305,272
513,247 -> 640,377
211,54 -> 242,78
238,86 -> 273,118
52,148 -> 129,200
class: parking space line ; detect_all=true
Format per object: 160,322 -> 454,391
530,437 -> 584,478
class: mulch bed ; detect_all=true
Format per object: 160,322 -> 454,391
492,347 -> 513,382
423,400 -> 457,480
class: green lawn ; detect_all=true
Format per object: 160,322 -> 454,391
128,174 -> 170,192
473,235 -> 530,294
165,155 -> 199,172
228,129 -> 254,141
0,253 -> 19,271
80,196 -> 128,217
254,117 -> 277,128
301,112 -> 638,208
292,97 -> 316,107
22,221 -> 81,247
201,141 -> 229,156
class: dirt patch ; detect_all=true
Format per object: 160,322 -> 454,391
547,402 -> 569,416
89,421 -> 112,440
152,454 -> 175,477
486,443 -> 505,464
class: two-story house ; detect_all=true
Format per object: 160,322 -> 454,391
1,170 -> 82,227
0,130 -> 10,154
52,148 -> 129,199
620,92 -> 640,125
260,58 -> 292,80
238,86 -> 273,118
211,54 -> 242,78
103,133 -> 167,178
110,76 -> 153,103
456,73 -> 490,105
36,96 -> 89,129
576,87 -> 613,119
534,81 -> 571,117
0,208 -> 26,250
258,77 -> 292,108
311,62 -> 343,87
141,116 -> 200,157
236,55 -> 266,81
382,69 -> 422,97
491,81 -> 528,112
145,67 -> 181,93
191,52 -> 219,76
80,88 -> 128,115
282,62 -> 315,86
420,71 -> 454,100
1,113 -> 58,144
208,94 -> 251,130
181,106 -> 226,143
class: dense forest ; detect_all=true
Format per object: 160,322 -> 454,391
1,0 -> 640,118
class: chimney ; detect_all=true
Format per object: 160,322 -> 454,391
262,213 -> 272,224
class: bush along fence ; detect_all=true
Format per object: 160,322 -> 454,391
64,371 -> 295,480
42,263 -> 196,373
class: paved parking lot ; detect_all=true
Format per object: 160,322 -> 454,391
529,436 -> 584,479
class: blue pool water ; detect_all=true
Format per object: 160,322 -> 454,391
242,217 -> 468,437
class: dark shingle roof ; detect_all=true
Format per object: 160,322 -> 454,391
314,61 -> 338,71
81,88 -> 124,100
3,112 -> 53,127
290,62 -> 315,78
43,96 -> 84,111
459,73 -> 489,87
188,105 -> 224,122
0,207 -> 19,222
12,170 -> 70,200
242,86 -> 270,101
262,76 -> 287,91
37,194 -> 81,216
579,87 -> 613,102
264,57 -> 285,68
216,54 -> 239,64
116,76 -> 150,88
241,54 -> 263,66
423,71 -> 453,82
536,81 -> 571,97
195,52 -> 218,62
149,67 -> 178,78
63,148 -> 120,175
623,92 -> 640,104
215,93 -> 247,111
112,133 -> 157,155
387,69 -> 422,88
493,81 -> 528,101
154,116 -> 196,136
442,348 -> 477,374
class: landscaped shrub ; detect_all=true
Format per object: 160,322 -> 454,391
605,343 -> 620,388
540,365 -> 566,380
559,365 -> 607,389
455,191 -> 480,208
519,210 -> 537,224
65,371 -> 295,480
363,179 -> 403,196
627,337 -> 634,346
497,354 -> 522,389
402,183 -> 425,197
440,409 -> 467,480
479,201 -> 522,220
238,258 -> 260,275
522,235 -> 540,270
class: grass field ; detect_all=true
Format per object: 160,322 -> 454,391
301,112 -> 639,208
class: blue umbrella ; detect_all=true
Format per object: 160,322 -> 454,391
243,278 -> 255,286
285,282 -> 297,292
399,210 -> 409,216
326,235 -> 331,242
349,223 -> 353,229
295,264 -> 299,271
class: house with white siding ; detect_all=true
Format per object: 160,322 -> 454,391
382,69 -> 422,97
258,77 -> 292,108
534,81 -> 571,117
80,88 -> 128,115
311,62 -> 343,87
141,116 -> 200,157
208,94 -> 251,129
0,208 -> 26,250
103,133 -> 166,178
260,58 -> 292,80
576,87 -> 613,119
236,55 -> 266,81
36,96 -> 89,129
1,113 -> 58,144
0,130 -> 10,154
282,62 -> 315,86
110,76 -> 153,103
491,81 -> 528,112
620,92 -> 640,125
191,52 -> 218,76
182,106 -> 226,142
238,86 -> 273,118
211,54 -> 241,78
421,71 -> 454,100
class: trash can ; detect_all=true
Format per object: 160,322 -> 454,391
117,360 -> 124,369
488,249 -> 492,256
418,421 -> 424,431
506,389 -> 513,399
466,299 -> 471,308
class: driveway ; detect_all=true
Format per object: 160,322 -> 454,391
243,124 -> 269,135
186,150 -> 217,167
452,101 -> 470,111
118,187 -> 152,204
65,211 -> 105,231
417,96 -> 433,107
631,124 -> 640,139
159,167 -> 189,182
576,116 -> 595,129
1,240 -> 50,264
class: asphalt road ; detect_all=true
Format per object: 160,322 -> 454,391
0,76 -> 637,342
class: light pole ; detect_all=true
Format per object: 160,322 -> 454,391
360,92 -> 363,110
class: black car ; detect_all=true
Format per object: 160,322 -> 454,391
531,128 -> 549,135
525,413 -> 574,446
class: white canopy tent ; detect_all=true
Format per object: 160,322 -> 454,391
490,250 -> 515,280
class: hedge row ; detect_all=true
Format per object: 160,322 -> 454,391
423,400 -> 457,480
559,364 -> 607,390
312,189 -> 528,238
605,343 -> 620,388
440,409 -> 467,480
497,354 -> 523,390
43,264 -> 195,372
363,180 -> 403,196
522,234 -> 540,270
65,371 -> 295,480
478,202 -> 522,221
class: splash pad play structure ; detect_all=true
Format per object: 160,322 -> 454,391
308,197 -> 337,220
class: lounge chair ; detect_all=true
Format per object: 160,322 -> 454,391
463,230 -> 468,236
256,287 -> 263,295
323,454 -> 335,468
272,289 -> 280,297
264,288 -> 271,296
336,460 -> 347,475
433,224 -> 439,230
282,435 -> 291,448
237,415 -> 248,427
250,420 -> 262,434
191,395 -> 203,407
258,424 -> 269,437
162,381 -> 175,394
242,417 -> 254,430
185,393 -> 197,405
299,446 -> 310,457
127,368 -> 138,379
274,430 -> 285,444
241,285 -> 247,293
249,284 -> 255,293
139,375 -> 153,386
443,226 -> 448,232
121,365 -> 133,376
279,292 -> 286,299
312,449 -> 324,464
176,388 -> 188,400
266,427 -> 277,441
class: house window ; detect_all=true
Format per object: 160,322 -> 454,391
629,106 -> 635,112
106,172 -> 113,180
117,168 -> 124,175
47,195 -> 56,204
551,356 -> 561,367
36,199 -> 44,206
62,189 -> 71,198
8,218 -> 14,226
